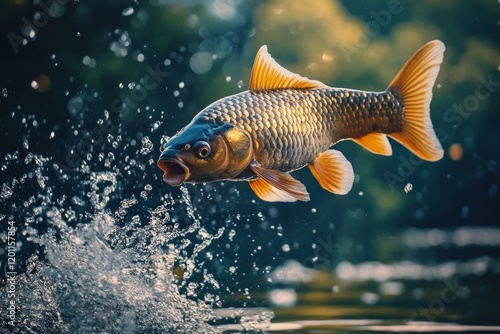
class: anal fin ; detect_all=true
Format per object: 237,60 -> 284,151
353,133 -> 392,156
249,163 -> 310,202
309,150 -> 354,195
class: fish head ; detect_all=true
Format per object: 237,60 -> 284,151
158,122 -> 253,185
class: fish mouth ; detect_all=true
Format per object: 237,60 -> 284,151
157,159 -> 189,186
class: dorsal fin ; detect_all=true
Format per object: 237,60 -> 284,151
249,45 -> 329,91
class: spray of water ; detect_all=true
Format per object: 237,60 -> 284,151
0,138 -> 272,332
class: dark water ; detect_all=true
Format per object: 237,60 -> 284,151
1,0 -> 500,333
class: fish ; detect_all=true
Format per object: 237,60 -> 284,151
158,40 -> 445,202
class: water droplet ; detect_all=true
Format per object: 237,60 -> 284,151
24,26 -> 36,39
122,7 -> 134,16
151,122 -> 161,132
1,184 -> 13,199
31,80 -> 39,90
109,30 -> 131,57
404,183 -> 413,193
71,196 -> 85,206
139,136 -> 154,155
282,244 -> 290,252
237,80 -> 244,89
311,208 -> 317,213
133,50 -> 144,62
461,206 -> 470,218
76,32 -> 81,37
225,76 -> 231,83
67,96 -> 83,116
82,56 -> 97,68
189,52 -> 212,74
228,229 -> 236,241
179,81 -> 185,89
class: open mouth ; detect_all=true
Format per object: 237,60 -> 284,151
157,159 -> 189,186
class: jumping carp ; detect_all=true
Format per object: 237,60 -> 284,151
158,40 -> 445,202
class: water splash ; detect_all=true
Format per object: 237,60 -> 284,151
0,143 -> 271,332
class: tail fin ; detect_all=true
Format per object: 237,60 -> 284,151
387,40 -> 445,161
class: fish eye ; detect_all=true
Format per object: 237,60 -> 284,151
193,141 -> 211,158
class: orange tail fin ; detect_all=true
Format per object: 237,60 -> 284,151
387,40 -> 445,161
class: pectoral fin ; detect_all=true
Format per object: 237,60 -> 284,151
248,178 -> 298,202
309,150 -> 354,195
353,133 -> 392,156
248,163 -> 310,202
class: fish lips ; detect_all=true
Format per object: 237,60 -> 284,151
157,157 -> 190,186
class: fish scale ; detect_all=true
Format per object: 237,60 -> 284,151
193,88 -> 404,171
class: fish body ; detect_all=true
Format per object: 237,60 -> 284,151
158,41 -> 445,202
192,88 -> 404,173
